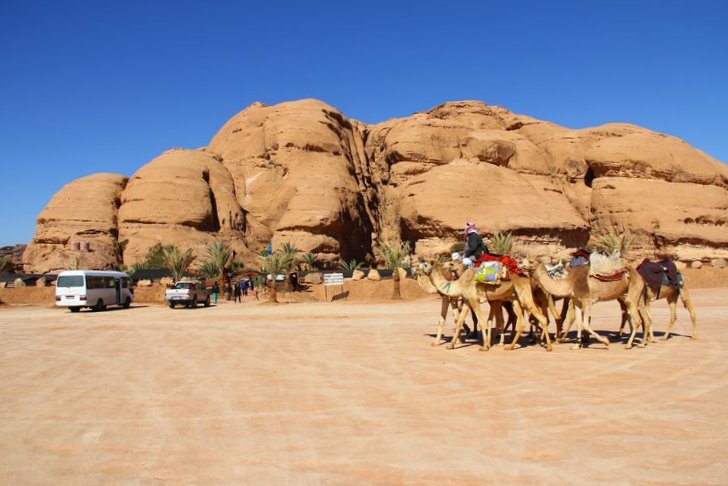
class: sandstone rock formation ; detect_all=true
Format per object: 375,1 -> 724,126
23,99 -> 728,273
23,173 -> 127,273
118,148 -> 255,264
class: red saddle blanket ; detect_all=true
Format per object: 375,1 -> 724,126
590,270 -> 626,282
475,253 -> 524,277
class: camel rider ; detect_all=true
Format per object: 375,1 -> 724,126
462,221 -> 489,267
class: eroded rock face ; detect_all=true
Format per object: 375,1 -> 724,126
118,149 -> 252,264
23,99 -> 728,272
206,99 -> 373,265
23,173 -> 127,273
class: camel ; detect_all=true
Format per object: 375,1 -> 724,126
530,263 -> 645,349
424,261 -> 552,351
416,272 -> 476,346
618,277 -> 697,342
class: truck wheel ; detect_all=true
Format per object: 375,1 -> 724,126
123,297 -> 131,309
169,302 -> 176,309
204,295 -> 210,307
70,306 -> 81,313
191,296 -> 197,308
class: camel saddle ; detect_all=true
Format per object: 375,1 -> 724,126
636,258 -> 681,294
588,251 -> 625,279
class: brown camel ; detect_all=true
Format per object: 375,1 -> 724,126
531,263 -> 645,349
425,262 -> 552,351
618,277 -> 697,342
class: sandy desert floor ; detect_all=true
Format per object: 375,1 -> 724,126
1,289 -> 727,485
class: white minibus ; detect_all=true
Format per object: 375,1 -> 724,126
55,270 -> 134,312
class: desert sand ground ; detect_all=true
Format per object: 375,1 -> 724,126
1,288 -> 727,485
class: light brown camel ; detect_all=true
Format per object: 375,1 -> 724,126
416,272 -> 476,346
531,263 -> 645,349
618,277 -> 697,342
425,262 -> 552,351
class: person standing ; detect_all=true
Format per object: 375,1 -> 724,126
234,282 -> 242,303
211,281 -> 220,304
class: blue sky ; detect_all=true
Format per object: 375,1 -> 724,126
1,0 -> 726,246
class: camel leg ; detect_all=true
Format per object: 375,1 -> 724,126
505,300 -> 525,351
433,296 -> 450,346
624,295 -> 645,349
580,302 -> 610,347
503,302 -> 516,344
547,294 -> 561,339
617,299 -> 628,338
680,288 -> 698,339
536,309 -> 552,352
561,299 -> 577,342
489,303 -> 506,347
468,306 -> 480,339
571,303 -> 584,350
446,302 -> 470,350
470,299 -> 489,352
661,297 -> 679,341
639,299 -> 655,343
521,300 -> 552,352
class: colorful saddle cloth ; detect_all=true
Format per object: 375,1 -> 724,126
473,253 -> 524,284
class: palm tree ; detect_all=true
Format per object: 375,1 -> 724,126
279,241 -> 301,269
162,247 -> 196,282
300,252 -> 318,272
201,241 -> 234,279
374,241 -> 410,299
257,250 -> 295,303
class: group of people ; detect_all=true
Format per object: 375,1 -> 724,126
211,278 -> 257,304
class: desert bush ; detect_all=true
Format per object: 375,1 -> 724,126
0,255 -> 14,273
593,226 -> 634,255
338,259 -> 364,273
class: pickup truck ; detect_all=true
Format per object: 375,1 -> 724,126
165,281 -> 211,308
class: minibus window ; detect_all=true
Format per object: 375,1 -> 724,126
58,276 -> 84,287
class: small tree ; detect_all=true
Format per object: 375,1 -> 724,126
374,241 -> 410,299
490,231 -> 514,255
257,250 -> 295,303
162,247 -> 196,282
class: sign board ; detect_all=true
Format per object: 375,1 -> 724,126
323,273 -> 344,286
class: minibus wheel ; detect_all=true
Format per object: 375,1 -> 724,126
70,307 -> 81,313
123,297 -> 131,309
94,299 -> 105,312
